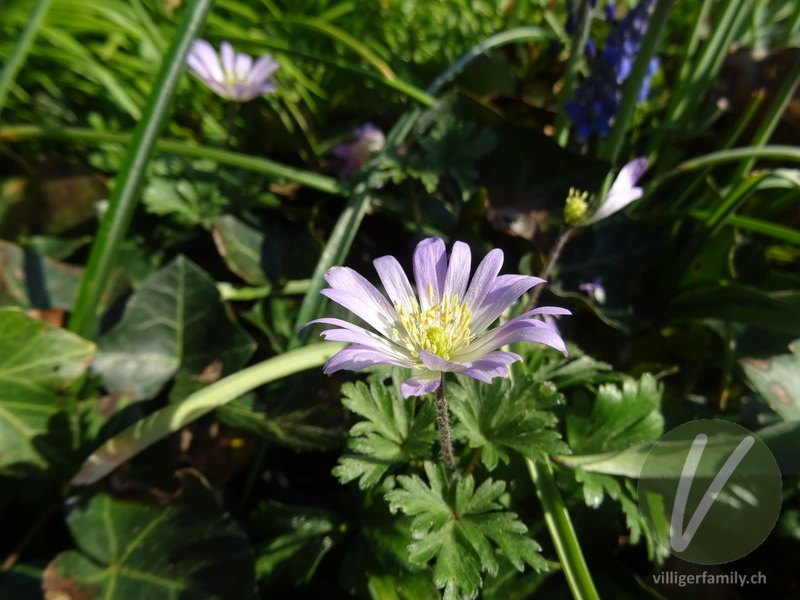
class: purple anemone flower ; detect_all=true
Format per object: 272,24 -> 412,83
302,237 -> 570,398
187,39 -> 279,102
588,157 -> 648,223
332,123 -> 386,178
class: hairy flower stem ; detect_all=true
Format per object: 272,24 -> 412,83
525,226 -> 577,312
435,378 -> 456,474
223,100 -> 241,149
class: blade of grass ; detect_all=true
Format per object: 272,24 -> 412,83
780,0 -> 800,45
527,457 -> 600,600
276,15 -> 396,80
289,27 -> 553,346
71,342 -> 345,486
686,211 -> 800,245
39,26 -> 144,119
650,145 -> 800,189
730,56 -> 800,181
668,0 -> 749,128
0,124 -> 347,195
0,0 -> 56,120
667,91 -> 765,212
67,0 -> 215,339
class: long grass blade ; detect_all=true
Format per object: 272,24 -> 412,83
0,0 -> 56,120
71,342 -> 345,486
67,0 -> 215,339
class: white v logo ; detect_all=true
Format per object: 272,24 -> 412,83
670,434 -> 755,552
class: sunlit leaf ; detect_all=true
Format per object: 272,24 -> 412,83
449,374 -> 568,471
92,256 -> 255,401
566,374 -> 663,455
386,462 -> 546,600
333,369 -> 436,489
740,338 -> 800,421
0,308 -> 94,476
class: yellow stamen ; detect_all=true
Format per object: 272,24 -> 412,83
393,294 -> 474,361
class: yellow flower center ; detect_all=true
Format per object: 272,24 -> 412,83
392,285 -> 474,361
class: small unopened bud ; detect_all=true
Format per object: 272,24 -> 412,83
564,188 -> 590,226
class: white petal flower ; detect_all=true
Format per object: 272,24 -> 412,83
587,157 -> 648,223
187,39 -> 279,102
302,237 -> 570,398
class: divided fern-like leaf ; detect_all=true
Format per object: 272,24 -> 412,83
333,370 -> 436,489
386,462 -> 546,599
449,374 -> 569,471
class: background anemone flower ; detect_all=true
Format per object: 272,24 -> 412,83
587,156 -> 648,223
187,39 -> 279,102
332,123 -> 386,178
302,237 -> 570,397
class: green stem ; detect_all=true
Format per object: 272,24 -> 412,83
435,377 -> 456,474
0,125 -> 346,196
67,0 -> 215,339
525,227 -> 577,312
527,457 -> 600,600
71,342 -> 346,486
0,0 -> 56,120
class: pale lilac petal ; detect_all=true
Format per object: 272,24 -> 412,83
187,39 -> 223,82
220,41 -> 236,80
458,351 -> 522,383
301,318 -> 410,362
443,241 -> 471,300
413,237 -> 447,310
245,82 -> 276,97
470,275 -> 545,332
324,345 -> 408,374
418,350 -> 448,371
515,306 -> 573,319
249,55 -> 280,82
234,52 -> 252,81
374,255 -> 415,310
589,157 -> 647,223
322,266 -> 398,336
401,372 -> 442,398
456,319 -> 566,360
463,248 -> 503,312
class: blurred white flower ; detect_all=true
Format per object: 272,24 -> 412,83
587,157 -> 648,223
187,39 -> 279,102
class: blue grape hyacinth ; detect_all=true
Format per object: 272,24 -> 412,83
565,0 -> 660,142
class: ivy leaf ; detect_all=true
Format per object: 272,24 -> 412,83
566,374 -> 663,455
0,308 -> 95,477
92,256 -> 255,401
43,471 -> 257,599
740,339 -> 800,422
449,374 -> 569,471
386,462 -> 546,600
333,370 -> 436,489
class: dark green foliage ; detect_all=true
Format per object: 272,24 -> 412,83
386,462 -> 547,600
333,370 -> 437,489
449,374 -> 568,470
